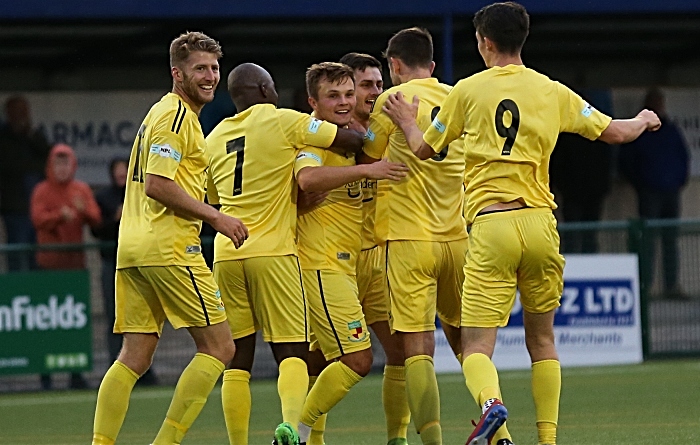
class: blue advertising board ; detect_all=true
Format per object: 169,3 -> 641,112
435,254 -> 643,372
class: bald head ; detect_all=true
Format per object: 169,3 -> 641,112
228,63 -> 279,112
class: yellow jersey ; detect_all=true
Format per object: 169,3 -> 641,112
206,104 -> 338,262
118,93 -> 209,269
295,148 -> 363,275
423,65 -> 612,225
364,77 -> 467,243
360,178 -> 377,250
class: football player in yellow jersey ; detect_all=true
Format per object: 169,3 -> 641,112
382,3 -> 661,445
359,28 -> 468,445
338,52 -> 412,445
205,62 -> 365,445
92,32 -> 249,445
291,62 -> 408,445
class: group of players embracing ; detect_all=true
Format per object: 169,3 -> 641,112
90,2 -> 661,445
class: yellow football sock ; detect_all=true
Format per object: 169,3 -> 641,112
456,353 -> 463,364
152,353 -> 225,445
278,357 -> 309,428
462,353 -> 501,408
307,376 -> 327,445
222,369 -> 251,445
462,353 -> 511,442
383,365 -> 410,442
532,360 -> 560,445
300,361 -> 362,428
92,361 -> 139,445
405,355 -> 441,445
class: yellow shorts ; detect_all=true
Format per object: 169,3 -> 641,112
303,269 -> 371,360
114,264 -> 226,336
462,208 -> 565,328
213,255 -> 308,343
386,238 -> 467,332
356,245 -> 389,326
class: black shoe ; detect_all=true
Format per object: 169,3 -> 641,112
496,440 -> 514,445
70,373 -> 89,389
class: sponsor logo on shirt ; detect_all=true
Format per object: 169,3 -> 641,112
150,143 -> 182,162
432,117 -> 446,133
296,151 -> 323,164
185,245 -> 201,254
337,252 -> 351,260
308,118 -> 322,134
581,102 -> 595,118
347,320 -> 368,342
365,128 -> 376,141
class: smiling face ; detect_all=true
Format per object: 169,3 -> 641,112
172,50 -> 220,111
352,67 -> 383,122
309,75 -> 356,127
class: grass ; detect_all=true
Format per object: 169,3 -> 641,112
0,359 -> 698,444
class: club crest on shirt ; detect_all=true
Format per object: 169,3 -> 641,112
347,320 -> 367,342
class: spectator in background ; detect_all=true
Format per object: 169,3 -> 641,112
620,88 -> 690,299
0,95 -> 51,271
550,133 -> 612,253
92,158 -> 158,385
30,143 -> 102,389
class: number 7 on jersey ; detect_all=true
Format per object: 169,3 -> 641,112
226,136 -> 245,196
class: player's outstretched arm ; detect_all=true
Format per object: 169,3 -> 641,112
598,109 -> 661,145
383,92 -> 437,160
327,128 -> 365,156
145,173 -> 249,248
297,160 -> 408,193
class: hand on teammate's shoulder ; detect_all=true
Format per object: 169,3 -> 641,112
382,91 -> 420,128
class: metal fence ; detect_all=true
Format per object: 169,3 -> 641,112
0,219 -> 698,392
558,219 -> 700,358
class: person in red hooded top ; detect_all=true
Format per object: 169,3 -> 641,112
30,143 -> 102,390
30,143 -> 102,270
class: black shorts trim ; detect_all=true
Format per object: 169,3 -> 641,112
186,266 -> 210,326
317,270 -> 343,355
476,206 -> 529,216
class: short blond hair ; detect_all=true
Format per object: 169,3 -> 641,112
169,31 -> 222,67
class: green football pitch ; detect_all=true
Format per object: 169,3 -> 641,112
1,359 -> 698,445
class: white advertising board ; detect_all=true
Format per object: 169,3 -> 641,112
435,254 -> 643,373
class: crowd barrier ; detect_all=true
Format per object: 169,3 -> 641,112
0,219 -> 698,391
